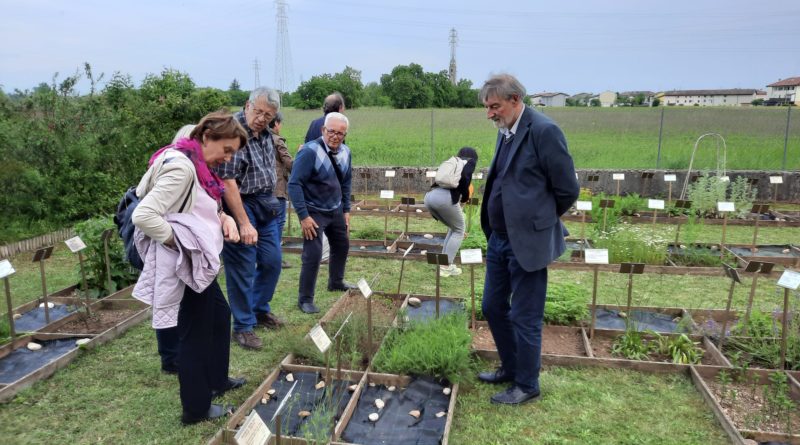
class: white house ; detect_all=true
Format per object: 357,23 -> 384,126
657,89 -> 760,106
529,92 -> 568,107
766,77 -> 800,105
598,91 -> 617,107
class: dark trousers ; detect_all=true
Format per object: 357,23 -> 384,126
481,232 -> 547,394
156,327 -> 179,372
298,208 -> 349,305
178,279 -> 231,418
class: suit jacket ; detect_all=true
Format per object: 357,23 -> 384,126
480,106 -> 579,272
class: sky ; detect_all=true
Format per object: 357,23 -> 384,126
1,0 -> 799,96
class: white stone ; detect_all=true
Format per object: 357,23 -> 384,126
374,208 -> 380,211
387,385 -> 396,392
267,388 -> 276,395
399,209 -> 405,213
368,413 -> 380,422
369,382 -> 376,387
374,398 -> 385,409
360,246 -> 366,250
423,234 -> 434,239
442,387 -> 451,396
348,384 -> 358,392
386,246 -> 392,251
408,297 -> 422,308
75,338 -> 91,346
298,410 -> 311,418
618,312 -> 628,319
27,342 -> 42,351
420,250 -> 427,255
409,410 -> 421,419
783,248 -> 791,254
710,245 -> 718,251
261,397 -> 268,404
679,244 -> 687,249
435,411 -> 446,418
12,313 -> 22,320
416,209 -> 422,213
315,381 -> 326,390
285,373 -> 294,382
356,207 -> 361,211
39,302 -> 55,309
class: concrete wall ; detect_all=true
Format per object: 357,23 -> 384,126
350,167 -> 800,203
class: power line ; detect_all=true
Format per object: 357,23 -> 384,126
448,28 -> 458,85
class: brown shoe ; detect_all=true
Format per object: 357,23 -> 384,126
256,312 -> 284,330
232,331 -> 263,350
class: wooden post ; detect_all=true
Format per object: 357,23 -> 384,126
470,264 -> 476,330
589,266 -> 599,339
718,278 -> 737,350
4,278 -> 14,338
580,210 -> 586,242
720,213 -> 728,249
275,414 -> 282,445
367,294 -> 373,364
39,258 -> 50,324
779,288 -> 790,370
667,182 -> 673,208
77,251 -> 92,316
625,270 -> 634,330
103,236 -> 113,294
742,267 -> 761,336
436,264 -> 441,319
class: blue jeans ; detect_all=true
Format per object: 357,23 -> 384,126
222,193 -> 282,333
276,197 -> 287,237
481,232 -> 547,393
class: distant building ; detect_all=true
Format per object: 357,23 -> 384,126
657,89 -> 761,106
569,92 -> 593,106
598,91 -> 617,107
529,92 -> 568,107
766,77 -> 800,105
618,91 -> 656,106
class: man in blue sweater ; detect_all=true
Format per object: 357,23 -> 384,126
288,112 -> 355,314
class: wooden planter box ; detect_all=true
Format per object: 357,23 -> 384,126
281,236 -> 399,258
319,291 -> 405,328
691,365 -> 800,445
587,329 -> 728,367
0,332 -> 94,402
725,243 -> 800,267
471,322 -> 592,361
561,211 -> 800,227
586,304 -> 689,333
211,356 -> 366,445
397,293 -> 465,324
38,298 -> 150,349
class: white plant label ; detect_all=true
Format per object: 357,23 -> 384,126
648,199 -> 665,210
576,201 -> 592,211
717,202 -> 735,213
769,176 -> 783,184
0,259 -> 15,279
460,249 -> 483,265
584,249 -> 609,265
384,170 -> 396,178
425,171 -> 437,178
472,172 -> 484,180
234,410 -> 272,445
309,324 -> 332,354
612,173 -> 625,180
777,270 -> 800,290
664,174 -> 677,182
64,236 -> 87,253
380,190 -> 394,199
720,176 -> 730,182
357,278 -> 373,299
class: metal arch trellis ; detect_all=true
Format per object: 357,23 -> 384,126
679,133 -> 728,200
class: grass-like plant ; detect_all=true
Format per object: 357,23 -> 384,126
372,311 -> 472,382
611,329 -> 651,361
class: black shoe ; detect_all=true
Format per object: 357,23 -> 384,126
327,281 -> 357,292
211,377 -> 246,399
490,385 -> 540,405
299,302 -> 320,314
181,403 -> 235,425
478,367 -> 515,384
161,364 -> 179,375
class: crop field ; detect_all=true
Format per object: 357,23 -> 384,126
280,107 -> 800,171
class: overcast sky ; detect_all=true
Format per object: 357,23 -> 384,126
2,0 -> 798,95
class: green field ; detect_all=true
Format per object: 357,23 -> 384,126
279,107 -> 800,171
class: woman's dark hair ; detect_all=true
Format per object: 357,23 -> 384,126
190,110 -> 247,148
457,146 -> 478,161
269,112 -> 283,129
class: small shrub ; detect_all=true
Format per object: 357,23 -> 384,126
73,215 -> 138,296
544,282 -> 588,325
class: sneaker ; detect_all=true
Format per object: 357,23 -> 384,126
232,331 -> 263,350
439,265 -> 462,277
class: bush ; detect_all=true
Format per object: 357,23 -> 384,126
544,282 -> 589,325
73,215 -> 138,296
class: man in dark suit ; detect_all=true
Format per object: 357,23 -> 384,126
477,74 -> 579,405
304,92 -> 345,142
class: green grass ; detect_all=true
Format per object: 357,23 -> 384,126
277,107 -> 800,170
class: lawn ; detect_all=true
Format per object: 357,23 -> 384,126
1,213 -> 797,444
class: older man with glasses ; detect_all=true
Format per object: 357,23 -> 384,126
288,112 -> 355,314
214,87 -> 285,350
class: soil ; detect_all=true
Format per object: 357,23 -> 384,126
705,379 -> 800,434
326,293 -> 401,327
689,313 -> 739,336
51,307 -> 140,334
590,334 -> 717,365
471,325 -> 586,356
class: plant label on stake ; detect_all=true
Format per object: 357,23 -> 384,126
234,409 -> 272,445
396,243 -> 414,294
32,246 -> 54,324
357,278 -> 373,299
380,190 -> 394,245
663,174 -> 677,206
309,324 -> 332,354
425,171 -> 437,178
461,249 -> 483,329
65,236 -> 92,315
599,199 -> 615,233
776,269 -> 800,370
769,176 -> 783,184
585,249 -> 609,338
426,252 -> 449,319
777,270 -> 800,290
379,190 -> 394,199
576,201 -> 592,242
717,202 -> 735,248
1,259 -> 16,338
612,173 -> 624,195
749,204 -> 770,250
472,172 -> 484,180
384,170 -> 396,178
648,199 -> 665,225
719,175 -> 730,182
619,263 -> 645,331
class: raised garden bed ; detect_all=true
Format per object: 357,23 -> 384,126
588,304 -> 689,333
588,329 -> 727,366
471,321 -> 590,358
281,236 -> 397,257
691,366 -> 800,444
726,244 -> 800,267
720,336 -> 800,371
562,211 -> 800,227
41,299 -> 148,338
399,294 -> 464,323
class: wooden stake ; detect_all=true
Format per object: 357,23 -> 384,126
103,236 -> 113,294
751,217 -> 760,252
741,268 -> 761,336
470,264 -> 476,330
39,258 -> 50,324
779,288 -> 790,370
367,295 -> 373,364
720,213 -> 728,249
77,251 -> 92,316
4,278 -> 14,338
625,270 -> 634,331
436,265 -> 441,319
718,279 -> 737,350
589,266 -> 599,339
580,210 -> 586,242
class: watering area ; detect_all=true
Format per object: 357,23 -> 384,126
12,304 -> 78,332
593,308 -> 684,333
341,377 -> 450,445
727,245 -> 799,260
0,338 -> 83,384
406,299 -> 464,323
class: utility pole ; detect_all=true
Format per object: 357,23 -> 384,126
275,0 -> 295,94
448,28 -> 458,85
252,59 -> 261,89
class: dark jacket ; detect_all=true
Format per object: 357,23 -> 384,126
480,106 -> 579,272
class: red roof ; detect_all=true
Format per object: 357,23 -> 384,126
767,77 -> 800,87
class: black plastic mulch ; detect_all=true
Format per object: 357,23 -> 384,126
13,304 -> 78,332
406,300 -> 463,323
406,235 -> 445,246
253,370 -> 352,438
341,376 -> 451,445
0,338 -> 81,384
593,308 -> 684,333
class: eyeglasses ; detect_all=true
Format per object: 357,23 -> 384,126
249,106 -> 275,121
325,128 -> 347,138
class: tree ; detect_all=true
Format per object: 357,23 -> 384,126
652,98 -> 661,107
229,78 -> 241,91
426,70 -> 457,107
751,98 -> 764,106
293,74 -> 337,110
590,98 -> 601,107
362,82 -> 390,107
332,66 -> 364,109
380,63 -> 433,108
453,79 -> 481,108
227,78 -> 249,106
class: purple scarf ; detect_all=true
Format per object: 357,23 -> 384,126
148,138 -> 225,202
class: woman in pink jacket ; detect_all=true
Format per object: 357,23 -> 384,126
132,111 -> 247,424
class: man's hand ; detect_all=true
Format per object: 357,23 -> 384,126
344,212 -> 350,238
221,214 -> 241,243
301,216 -> 318,240
239,222 -> 258,245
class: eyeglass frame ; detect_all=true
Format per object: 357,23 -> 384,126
324,128 -> 347,138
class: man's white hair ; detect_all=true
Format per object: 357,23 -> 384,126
324,112 -> 349,129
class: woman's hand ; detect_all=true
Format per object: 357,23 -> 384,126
220,214 -> 241,243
